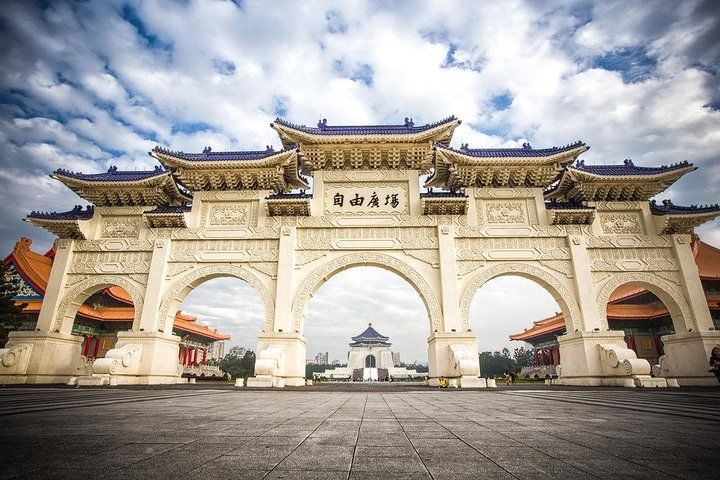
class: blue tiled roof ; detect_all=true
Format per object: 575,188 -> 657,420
420,190 -> 467,198
440,140 -> 586,158
351,324 -> 389,342
27,205 -> 95,220
272,116 -> 458,136
545,201 -> 595,211
152,145 -> 295,161
144,205 -> 192,214
650,199 -> 720,215
572,159 -> 694,176
53,165 -> 167,182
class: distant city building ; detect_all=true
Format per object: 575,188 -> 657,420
315,352 -> 329,365
227,346 -> 248,359
314,324 -> 426,382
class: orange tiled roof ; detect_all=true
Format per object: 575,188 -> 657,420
3,238 -> 52,294
511,238 -> 720,341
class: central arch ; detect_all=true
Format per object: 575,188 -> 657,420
158,264 -> 274,333
292,252 -> 442,334
459,262 -> 582,332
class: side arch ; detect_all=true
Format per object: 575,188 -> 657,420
54,276 -> 144,334
460,262 -> 582,332
291,252 -> 441,333
158,264 -> 274,333
596,272 -> 691,333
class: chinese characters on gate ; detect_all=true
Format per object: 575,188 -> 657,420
333,192 -> 400,209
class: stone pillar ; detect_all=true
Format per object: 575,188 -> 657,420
248,226 -> 306,387
556,235 -> 639,385
137,239 -> 171,332
437,224 -> 461,332
36,239 -> 75,332
654,235 -> 720,386
567,235 -> 602,331
273,227 -> 296,333
671,234 -> 713,331
0,239 -> 87,384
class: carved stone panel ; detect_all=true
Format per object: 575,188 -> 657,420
599,212 -> 644,235
202,201 -> 258,228
101,217 -> 141,238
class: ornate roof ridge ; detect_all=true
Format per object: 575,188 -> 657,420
53,165 -> 167,182
571,159 -> 694,175
266,191 -> 312,200
420,189 -> 467,198
439,140 -> 586,157
144,205 -> 191,214
272,115 -> 458,135
351,323 -> 389,342
27,205 -> 95,221
650,199 -> 720,215
151,145 -> 297,161
545,200 -> 595,210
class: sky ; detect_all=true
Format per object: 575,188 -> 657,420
1,0 -> 719,361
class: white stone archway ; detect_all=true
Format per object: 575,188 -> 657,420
596,272 -> 692,334
5,116 -> 719,387
157,264 -> 275,334
54,276 -> 144,335
459,262 -> 581,333
291,252 -> 442,335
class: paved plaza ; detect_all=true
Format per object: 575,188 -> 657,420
0,386 -> 717,479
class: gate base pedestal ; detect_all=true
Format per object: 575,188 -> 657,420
247,332 -> 306,388
657,331 -> 720,386
555,330 -> 654,387
427,331 -> 482,388
0,331 -> 83,384
87,331 -> 183,385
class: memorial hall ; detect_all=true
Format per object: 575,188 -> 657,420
1,115 -> 719,387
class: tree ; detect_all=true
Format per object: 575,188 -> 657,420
0,262 -> 27,347
513,346 -> 535,368
478,349 -> 517,378
219,350 -> 256,379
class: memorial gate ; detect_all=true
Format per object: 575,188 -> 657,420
1,116 -> 719,387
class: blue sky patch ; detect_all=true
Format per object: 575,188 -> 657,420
212,60 -> 236,76
122,5 -> 172,51
443,43 -> 471,70
592,47 -> 657,83
272,96 -> 288,117
491,92 -> 513,111
171,121 -> 213,135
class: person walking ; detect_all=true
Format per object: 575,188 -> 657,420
510,370 -> 517,385
709,346 -> 720,384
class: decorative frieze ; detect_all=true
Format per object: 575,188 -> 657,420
485,201 -> 527,224
455,237 -> 568,261
588,247 -> 676,272
69,251 -> 152,274
403,250 -> 440,268
294,251 -> 328,267
202,201 -> 258,228
296,227 -> 437,250
101,217 -> 141,238
169,239 -> 279,262
599,212 -> 644,235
